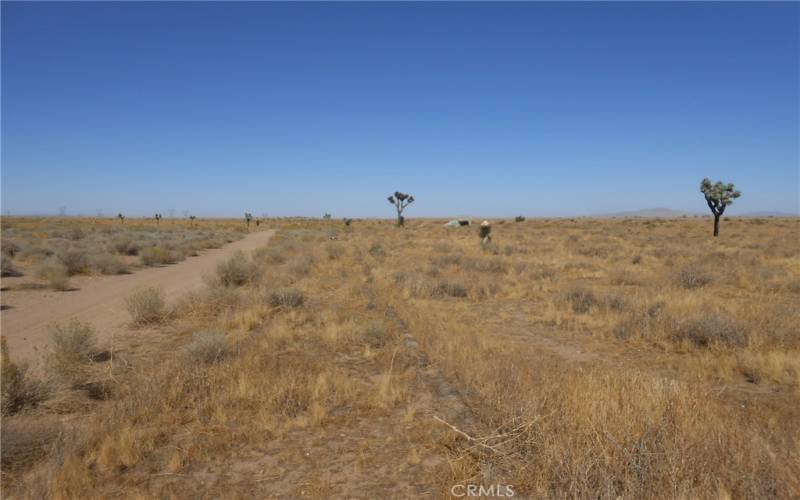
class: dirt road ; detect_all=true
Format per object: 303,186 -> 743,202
1,230 -> 274,363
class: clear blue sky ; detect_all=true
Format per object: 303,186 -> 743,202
2,2 -> 798,217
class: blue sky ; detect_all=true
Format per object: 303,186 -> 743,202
2,2 -> 798,217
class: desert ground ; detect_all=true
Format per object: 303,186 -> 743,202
1,215 -> 798,498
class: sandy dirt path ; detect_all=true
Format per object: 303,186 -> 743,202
0,230 -> 274,363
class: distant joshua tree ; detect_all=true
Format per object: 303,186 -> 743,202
189,215 -> 197,226
323,213 -> 332,220
700,178 -> 741,237
387,191 -> 414,226
117,213 -> 125,224
245,212 -> 253,230
154,213 -> 162,225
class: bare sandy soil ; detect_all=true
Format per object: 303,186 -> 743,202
0,230 -> 274,364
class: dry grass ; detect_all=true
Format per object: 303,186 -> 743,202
2,216 -> 798,498
125,287 -> 167,326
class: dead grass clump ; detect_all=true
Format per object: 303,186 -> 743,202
325,243 -> 345,260
674,263 -> 714,289
88,253 -> 128,275
1,255 -> 21,277
110,236 -> 139,255
363,321 -> 391,348
184,329 -> 231,364
608,267 -> 642,286
1,339 -> 49,415
432,253 -> 462,267
270,288 -> 305,308
56,249 -> 88,275
216,251 -> 258,287
48,320 -> 98,386
368,242 -> 386,258
672,312 -> 747,348
35,260 -> 71,291
140,246 -> 176,266
125,287 -> 166,325
564,287 -> 598,314
432,280 -> 468,298
464,257 -> 506,273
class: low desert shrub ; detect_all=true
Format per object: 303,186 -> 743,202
363,321 -> 391,348
2,240 -> 21,258
140,247 -> 175,266
368,242 -> 386,258
432,254 -> 462,267
56,249 -> 88,275
565,287 -> 598,314
1,256 -> 21,277
125,287 -> 166,325
674,264 -> 714,289
48,320 -> 97,385
269,288 -> 305,308
325,243 -> 345,260
35,260 -> 71,291
88,253 -> 128,275
671,312 -> 747,348
110,236 -> 140,256
432,280 -> 468,298
184,329 -> 230,364
216,251 -> 258,287
1,339 -> 48,415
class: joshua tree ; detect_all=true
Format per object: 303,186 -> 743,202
189,215 -> 196,227
117,213 -> 125,224
387,191 -> 414,226
700,178 -> 741,237
323,213 -> 332,220
154,213 -> 162,225
245,212 -> 253,230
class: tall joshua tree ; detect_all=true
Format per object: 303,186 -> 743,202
387,191 -> 414,226
154,213 -> 162,225
117,213 -> 125,224
244,212 -> 253,230
189,215 -> 197,227
700,178 -> 741,237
